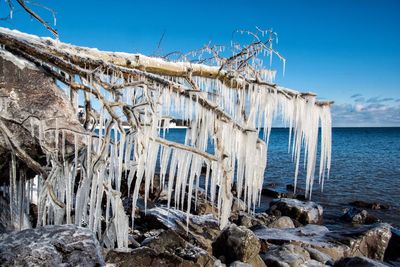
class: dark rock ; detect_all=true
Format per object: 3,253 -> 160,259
0,224 -> 104,266
349,201 -> 389,210
141,229 -> 215,266
268,198 -> 323,225
261,244 -> 311,267
261,187 -> 288,198
384,227 -> 400,262
340,207 -> 380,224
138,206 -> 220,252
105,247 -> 199,267
212,224 -> 265,266
334,256 -> 388,267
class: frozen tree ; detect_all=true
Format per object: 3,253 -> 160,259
0,27 -> 332,248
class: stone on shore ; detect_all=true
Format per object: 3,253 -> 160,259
268,198 -> 323,225
212,224 -> 265,266
138,206 -> 220,252
384,227 -> 400,262
349,201 -> 389,210
268,216 -> 295,229
261,244 -> 311,267
140,229 -> 216,266
105,247 -> 200,267
340,207 -> 380,225
254,223 -> 391,261
0,224 -> 105,266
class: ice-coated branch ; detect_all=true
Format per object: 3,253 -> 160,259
0,27 -> 333,249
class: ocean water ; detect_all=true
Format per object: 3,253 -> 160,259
163,127 -> 400,229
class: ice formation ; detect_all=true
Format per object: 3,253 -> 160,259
0,27 -> 332,249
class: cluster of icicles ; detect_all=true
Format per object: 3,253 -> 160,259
8,73 -> 331,249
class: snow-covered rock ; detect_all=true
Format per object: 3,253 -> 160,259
254,223 -> 392,261
0,224 -> 104,266
269,198 -> 323,225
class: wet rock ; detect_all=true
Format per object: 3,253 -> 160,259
333,256 -> 388,267
212,224 -> 264,266
261,244 -> 311,267
0,224 -> 104,266
268,216 -> 295,229
349,201 -> 389,210
262,187 -> 288,198
105,247 -> 199,267
340,207 -> 380,224
141,229 -> 215,266
269,198 -> 323,225
138,206 -> 220,252
384,227 -> 400,262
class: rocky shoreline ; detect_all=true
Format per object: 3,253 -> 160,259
1,183 -> 399,267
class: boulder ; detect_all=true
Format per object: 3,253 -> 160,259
268,198 -> 323,225
326,223 -> 392,260
268,216 -> 295,229
105,247 -> 199,267
334,256 -> 388,267
138,206 -> 220,252
253,223 -> 392,261
0,224 -> 104,266
212,224 -> 265,266
141,229 -> 215,266
0,50 -> 85,184
261,244 -> 311,267
340,207 -> 380,224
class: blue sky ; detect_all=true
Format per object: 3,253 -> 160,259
1,0 -> 399,126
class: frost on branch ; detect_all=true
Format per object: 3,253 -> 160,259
0,27 -> 332,248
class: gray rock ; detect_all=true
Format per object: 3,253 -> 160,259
0,224 -> 104,266
212,224 -> 264,266
268,216 -> 295,229
269,198 -> 323,225
261,244 -> 311,267
334,256 -> 388,267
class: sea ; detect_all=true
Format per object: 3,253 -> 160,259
162,127 -> 400,229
